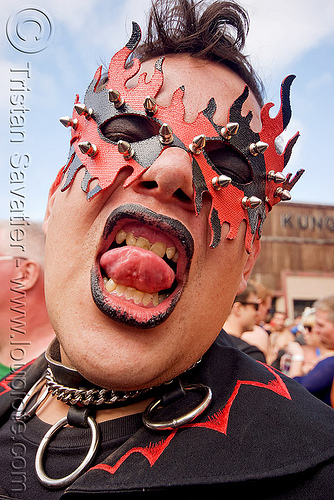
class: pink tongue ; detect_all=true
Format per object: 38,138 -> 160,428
100,246 -> 175,294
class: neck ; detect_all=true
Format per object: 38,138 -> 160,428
33,339 -> 156,424
35,339 -> 200,426
223,317 -> 244,338
319,346 -> 334,358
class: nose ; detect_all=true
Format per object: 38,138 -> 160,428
131,147 -> 194,209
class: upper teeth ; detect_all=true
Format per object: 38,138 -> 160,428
115,229 -> 179,263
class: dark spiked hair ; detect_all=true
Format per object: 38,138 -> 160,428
135,0 -> 264,105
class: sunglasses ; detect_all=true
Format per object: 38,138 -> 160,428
239,301 -> 259,311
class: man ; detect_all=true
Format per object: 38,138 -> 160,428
241,280 -> 272,359
0,221 -> 55,377
223,283 -> 266,361
0,1 -> 333,498
267,310 -> 295,365
286,295 -> 334,405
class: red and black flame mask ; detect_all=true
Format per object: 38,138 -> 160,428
56,22 -> 303,253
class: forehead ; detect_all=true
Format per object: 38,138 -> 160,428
315,310 -> 330,324
130,54 -> 262,129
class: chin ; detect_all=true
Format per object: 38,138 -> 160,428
71,347 -> 181,391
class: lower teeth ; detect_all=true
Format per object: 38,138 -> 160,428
103,277 -> 165,307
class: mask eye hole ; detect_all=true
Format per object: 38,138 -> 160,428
204,141 -> 253,185
100,115 -> 160,143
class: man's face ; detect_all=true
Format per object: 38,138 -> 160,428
256,295 -> 272,324
272,312 -> 285,331
43,55 -> 260,390
315,310 -> 334,349
238,292 -> 259,333
303,324 -> 319,347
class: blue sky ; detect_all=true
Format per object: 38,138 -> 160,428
1,0 -> 333,221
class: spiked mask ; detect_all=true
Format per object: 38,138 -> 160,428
58,22 -> 303,253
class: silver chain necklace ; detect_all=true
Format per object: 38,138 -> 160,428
15,341 -> 207,491
44,367 -> 152,406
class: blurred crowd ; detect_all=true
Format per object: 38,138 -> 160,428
223,280 -> 334,407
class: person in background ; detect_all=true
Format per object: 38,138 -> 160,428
267,310 -> 295,366
241,280 -> 272,360
290,314 -> 303,336
286,295 -> 334,406
222,283 -> 265,362
281,307 -> 334,376
0,220 -> 55,377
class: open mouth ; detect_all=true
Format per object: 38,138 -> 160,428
91,204 -> 194,328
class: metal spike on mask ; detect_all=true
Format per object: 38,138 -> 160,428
267,170 -> 286,184
274,187 -> 292,201
74,103 -> 93,119
143,96 -> 158,115
189,134 -> 206,155
249,141 -> 269,156
117,140 -> 134,160
220,122 -> 239,140
242,196 -> 262,209
159,123 -> 173,145
78,141 -> 98,157
59,116 -> 78,129
108,89 -> 125,109
212,174 -> 232,190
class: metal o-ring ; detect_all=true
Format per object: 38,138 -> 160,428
35,415 -> 100,489
16,374 -> 49,422
142,383 -> 212,431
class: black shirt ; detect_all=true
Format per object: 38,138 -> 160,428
0,334 -> 333,499
0,412 -> 142,499
227,333 -> 266,362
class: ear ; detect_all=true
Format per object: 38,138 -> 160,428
236,238 -> 261,295
42,189 -> 57,235
42,169 -> 64,234
17,259 -> 41,291
232,301 -> 242,317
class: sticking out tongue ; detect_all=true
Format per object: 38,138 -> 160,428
100,246 -> 175,294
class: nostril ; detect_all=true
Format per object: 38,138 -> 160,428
173,188 -> 192,203
139,181 -> 159,189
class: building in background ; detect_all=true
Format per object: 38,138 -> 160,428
251,202 -> 334,319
